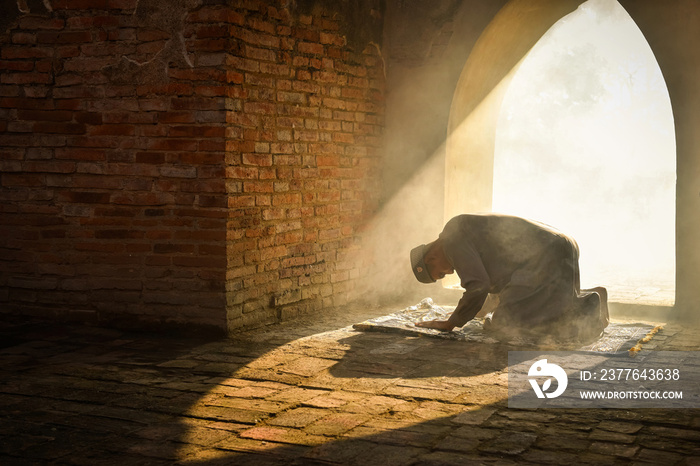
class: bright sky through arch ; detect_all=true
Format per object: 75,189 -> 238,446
492,0 -> 676,304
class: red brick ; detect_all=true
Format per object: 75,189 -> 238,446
94,229 -> 144,239
320,32 -> 345,46
89,124 -> 135,136
1,174 -> 45,187
37,31 -> 93,44
167,68 -> 227,82
231,26 -> 280,49
23,161 -> 76,174
243,181 -> 274,193
59,191 -> 111,204
73,174 -> 122,189
272,193 -> 302,206
1,47 -> 53,60
171,97 -> 222,111
195,25 -> 229,39
1,97 -> 50,110
154,243 -> 196,254
107,0 -> 138,10
67,15 -> 120,28
53,87 -> 103,99
242,153 -> 272,166
32,121 -> 86,135
187,7 -> 240,23
111,192 -> 174,206
293,27 -> 320,42
2,73 -> 52,85
194,85 -> 227,97
227,166 -> 258,180
197,165 -> 226,178
157,112 -> 196,124
244,102 -> 276,114
72,112 -> 102,125
52,0 -> 109,9
298,42 -> 324,55
145,255 -> 172,266
139,83 -> 193,96
245,45 -> 277,62
259,245 -> 288,261
0,61 -> 34,72
179,152 -> 223,165
228,195 -> 256,208
332,133 -> 355,144
54,99 -> 83,111
168,126 -> 226,138
19,17 -> 65,29
259,62 -> 290,76
147,139 -> 198,151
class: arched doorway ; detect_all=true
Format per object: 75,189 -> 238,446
444,0 -> 676,307
492,0 -> 675,304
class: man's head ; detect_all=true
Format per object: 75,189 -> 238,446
410,239 -> 455,283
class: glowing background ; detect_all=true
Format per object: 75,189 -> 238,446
492,0 -> 676,303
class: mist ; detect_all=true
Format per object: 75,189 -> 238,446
492,0 -> 676,304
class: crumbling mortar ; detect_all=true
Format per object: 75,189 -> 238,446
107,0 -> 200,84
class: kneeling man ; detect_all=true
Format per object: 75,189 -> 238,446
410,214 -> 609,341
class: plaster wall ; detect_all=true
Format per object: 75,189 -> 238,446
363,0 -> 506,303
617,0 -> 700,318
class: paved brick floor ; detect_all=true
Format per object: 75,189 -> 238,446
1,304 -> 700,465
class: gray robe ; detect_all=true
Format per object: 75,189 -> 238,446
440,214 -> 605,336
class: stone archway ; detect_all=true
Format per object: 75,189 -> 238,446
444,0 -> 700,318
445,0 -> 588,221
490,0 -> 676,304
443,0 -> 587,288
614,0 -> 700,319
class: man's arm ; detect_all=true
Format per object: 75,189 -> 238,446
416,216 -> 491,332
415,289 -> 488,332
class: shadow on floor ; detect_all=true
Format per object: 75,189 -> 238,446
1,313 -> 699,465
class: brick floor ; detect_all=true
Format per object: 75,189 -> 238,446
1,304 -> 699,465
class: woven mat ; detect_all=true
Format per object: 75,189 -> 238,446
353,298 -> 662,353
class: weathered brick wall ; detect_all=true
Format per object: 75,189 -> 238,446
0,0 -> 385,333
224,1 -> 385,331
0,0 -> 230,330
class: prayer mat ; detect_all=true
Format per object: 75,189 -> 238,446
353,298 -> 663,353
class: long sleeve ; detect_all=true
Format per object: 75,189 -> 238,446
449,288 -> 488,327
440,215 -> 492,327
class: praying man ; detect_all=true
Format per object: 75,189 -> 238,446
410,213 -> 609,341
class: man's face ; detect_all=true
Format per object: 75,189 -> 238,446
426,255 -> 454,281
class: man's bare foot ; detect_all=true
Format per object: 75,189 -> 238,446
590,286 -> 609,328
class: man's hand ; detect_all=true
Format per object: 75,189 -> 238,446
414,320 -> 455,332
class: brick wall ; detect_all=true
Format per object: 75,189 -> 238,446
224,1 -> 385,331
0,0 -> 385,333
